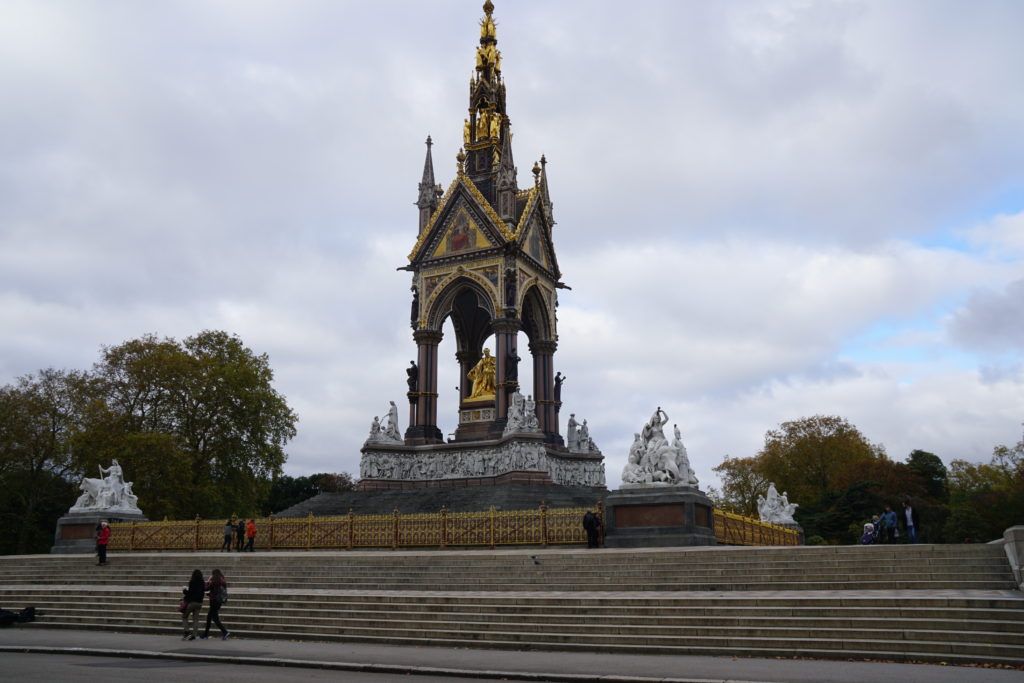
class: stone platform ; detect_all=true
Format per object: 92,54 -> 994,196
51,511 -> 148,554
603,486 -> 715,548
277,482 -> 607,518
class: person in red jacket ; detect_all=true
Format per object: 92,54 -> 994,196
96,520 -> 111,566
244,519 -> 256,552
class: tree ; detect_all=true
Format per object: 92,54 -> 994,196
710,456 -> 767,517
0,369 -> 83,554
906,449 -> 948,503
756,415 -> 885,505
262,472 -> 356,514
75,331 -> 298,519
946,435 -> 1024,541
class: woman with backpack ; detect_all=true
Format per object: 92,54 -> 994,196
202,568 -> 230,640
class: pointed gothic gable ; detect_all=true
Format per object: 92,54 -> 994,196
431,206 -> 490,259
515,193 -> 559,276
408,176 -> 511,265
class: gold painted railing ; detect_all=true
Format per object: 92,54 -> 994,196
714,509 -> 799,546
107,504 -> 593,551
106,505 -> 798,551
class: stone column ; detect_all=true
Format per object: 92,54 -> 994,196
406,329 -> 444,444
491,318 -> 521,420
529,339 -> 558,441
455,349 -> 480,403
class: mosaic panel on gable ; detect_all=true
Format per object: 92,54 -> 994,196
430,204 -> 493,260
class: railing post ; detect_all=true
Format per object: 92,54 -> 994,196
393,508 -> 400,550
269,514 -> 275,550
130,521 -> 136,551
440,506 -> 448,549
306,511 -> 314,550
347,508 -> 354,549
193,515 -> 201,550
489,506 -> 496,549
540,502 -> 548,547
597,500 -> 606,547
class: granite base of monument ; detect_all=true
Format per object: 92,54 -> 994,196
603,486 -> 716,548
51,511 -> 148,554
780,522 -> 805,545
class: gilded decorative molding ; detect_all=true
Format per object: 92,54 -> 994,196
408,176 -> 460,261
421,265 -> 500,329
409,175 -> 513,262
459,174 -> 516,242
513,186 -> 538,240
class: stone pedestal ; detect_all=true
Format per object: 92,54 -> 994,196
603,486 -> 715,548
51,511 -> 148,554
780,522 -> 805,545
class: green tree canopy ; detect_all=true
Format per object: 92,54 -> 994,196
0,369 -> 83,553
73,331 -> 299,520
262,472 -> 355,515
906,449 -> 949,503
946,435 -> 1024,541
756,415 -> 886,505
709,456 -> 767,517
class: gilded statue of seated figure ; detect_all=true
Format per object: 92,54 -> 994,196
467,348 -> 497,400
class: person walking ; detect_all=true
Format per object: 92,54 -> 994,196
879,505 -> 898,543
582,509 -> 601,549
220,520 -> 233,552
901,500 -> 921,544
95,520 -> 111,566
235,519 -> 245,552
244,519 -> 257,552
181,569 -> 205,640
201,568 -> 231,640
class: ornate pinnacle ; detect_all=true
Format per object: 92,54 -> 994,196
483,0 -> 494,17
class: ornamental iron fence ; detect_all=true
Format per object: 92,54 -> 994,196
106,503 -> 798,551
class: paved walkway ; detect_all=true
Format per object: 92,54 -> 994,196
1,627 -> 1022,683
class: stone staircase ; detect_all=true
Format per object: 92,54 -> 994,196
276,483 -> 606,517
1,544 -> 1021,665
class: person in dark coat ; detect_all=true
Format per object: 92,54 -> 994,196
901,500 -> 921,544
235,519 -> 245,551
582,510 -> 601,549
221,520 -> 234,552
202,568 -> 230,640
95,520 -> 111,565
181,569 -> 205,640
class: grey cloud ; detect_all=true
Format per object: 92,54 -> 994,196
1,1 -> 1022,490
948,279 -> 1024,352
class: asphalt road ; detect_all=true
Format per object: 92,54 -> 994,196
2,627 -> 1023,683
1,652 -> 494,683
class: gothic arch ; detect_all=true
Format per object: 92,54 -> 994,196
520,284 -> 555,344
425,274 -> 498,336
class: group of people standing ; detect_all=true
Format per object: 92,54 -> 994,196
181,568 -> 231,640
861,501 -> 921,544
221,519 -> 257,552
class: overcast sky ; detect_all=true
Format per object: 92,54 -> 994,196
2,0 -> 1022,494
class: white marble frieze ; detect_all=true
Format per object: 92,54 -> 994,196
360,439 -> 606,488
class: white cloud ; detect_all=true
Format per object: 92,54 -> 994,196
1,0 -> 1022,498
